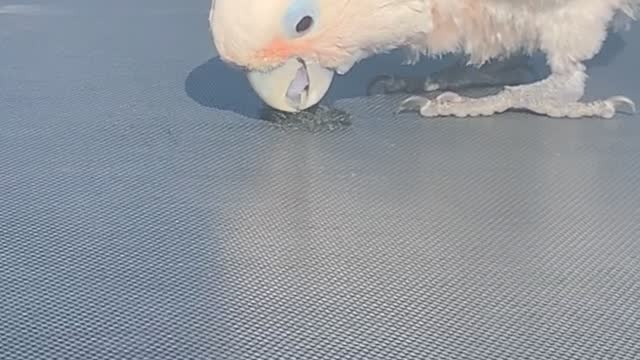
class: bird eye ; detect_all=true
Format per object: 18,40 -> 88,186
295,16 -> 314,33
284,0 -> 318,38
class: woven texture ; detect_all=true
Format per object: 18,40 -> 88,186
1,1 -> 640,359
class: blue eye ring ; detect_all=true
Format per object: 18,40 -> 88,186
283,0 -> 318,38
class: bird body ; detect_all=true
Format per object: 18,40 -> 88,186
209,0 -> 638,117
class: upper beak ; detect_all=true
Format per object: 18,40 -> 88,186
246,58 -> 334,113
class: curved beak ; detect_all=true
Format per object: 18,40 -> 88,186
246,58 -> 334,113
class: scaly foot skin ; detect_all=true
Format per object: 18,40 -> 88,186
397,91 -> 636,118
367,55 -> 538,95
397,66 -> 636,119
368,56 -> 636,119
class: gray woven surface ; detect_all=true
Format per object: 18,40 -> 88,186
2,1 -> 640,359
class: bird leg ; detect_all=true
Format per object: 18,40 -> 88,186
397,66 -> 635,119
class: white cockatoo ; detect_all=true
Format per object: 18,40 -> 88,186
209,0 -> 638,118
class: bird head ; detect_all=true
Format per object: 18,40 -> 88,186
209,0 -> 430,112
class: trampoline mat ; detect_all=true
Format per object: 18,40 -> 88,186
1,1 -> 640,359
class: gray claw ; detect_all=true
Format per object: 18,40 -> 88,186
423,78 -> 440,92
608,96 -> 636,114
397,96 -> 428,114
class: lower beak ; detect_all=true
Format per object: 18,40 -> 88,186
246,58 -> 334,113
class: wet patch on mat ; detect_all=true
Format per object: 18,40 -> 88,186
260,104 -> 353,132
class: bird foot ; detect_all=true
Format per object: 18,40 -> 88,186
397,91 -> 636,119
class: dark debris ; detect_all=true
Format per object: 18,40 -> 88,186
260,104 -> 352,132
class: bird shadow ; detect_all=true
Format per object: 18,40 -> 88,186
184,31 -> 627,118
184,50 -> 445,119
